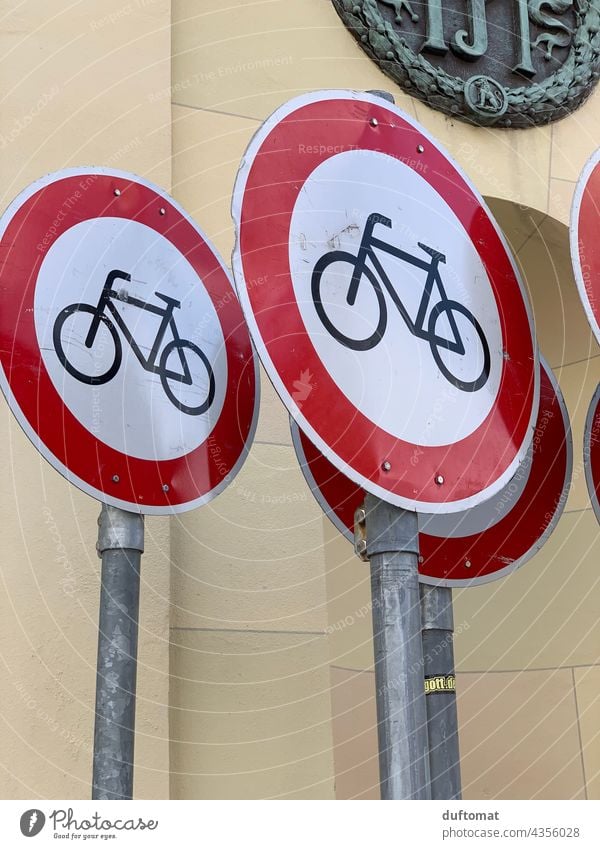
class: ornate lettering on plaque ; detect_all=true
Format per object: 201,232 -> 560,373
332,1 -> 600,127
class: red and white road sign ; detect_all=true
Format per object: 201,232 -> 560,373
584,384 -> 600,524
292,359 -> 571,586
232,90 -> 538,513
570,149 -> 600,346
0,168 -> 259,514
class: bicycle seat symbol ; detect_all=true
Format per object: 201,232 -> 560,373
311,213 -> 491,392
53,269 -> 215,416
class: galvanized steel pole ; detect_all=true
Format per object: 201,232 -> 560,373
92,505 -> 144,800
365,493 -> 431,799
420,584 -> 462,800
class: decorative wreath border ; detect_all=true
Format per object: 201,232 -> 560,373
332,0 -> 600,127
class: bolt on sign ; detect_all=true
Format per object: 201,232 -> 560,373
332,1 -> 600,127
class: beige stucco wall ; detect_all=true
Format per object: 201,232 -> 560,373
169,0 -> 600,800
1,0 -> 599,801
0,1 -> 172,799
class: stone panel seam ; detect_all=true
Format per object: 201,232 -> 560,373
572,666 -> 589,800
547,127 -> 553,215
553,352 -> 600,370
331,662 -> 600,675
170,626 -> 326,636
516,214 -> 549,257
513,217 -> 547,256
171,101 -> 261,123
254,439 -> 292,447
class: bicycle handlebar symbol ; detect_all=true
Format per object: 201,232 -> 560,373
53,269 -> 215,416
311,213 -> 491,392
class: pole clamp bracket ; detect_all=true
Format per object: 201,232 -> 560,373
97,505 -> 145,557
354,505 -> 368,562
362,493 -> 420,558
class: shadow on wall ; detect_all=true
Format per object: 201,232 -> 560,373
325,199 -> 600,800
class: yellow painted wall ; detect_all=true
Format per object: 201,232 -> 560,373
170,0 -> 600,800
1,0 -> 599,801
0,1 -> 172,799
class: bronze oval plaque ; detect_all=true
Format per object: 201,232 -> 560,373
332,0 -> 600,127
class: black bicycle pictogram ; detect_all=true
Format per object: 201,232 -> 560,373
311,213 -> 491,392
53,269 -> 215,416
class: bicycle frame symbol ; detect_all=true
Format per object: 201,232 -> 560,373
311,213 -> 491,392
53,269 -> 215,416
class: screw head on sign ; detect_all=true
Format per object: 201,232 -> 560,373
435,474 -> 444,485
417,144 -> 425,153
369,117 -> 379,127
112,475 -> 120,483
159,207 -> 166,216
113,188 -> 121,197
162,484 -> 170,493
382,460 -> 392,472
465,559 -> 472,569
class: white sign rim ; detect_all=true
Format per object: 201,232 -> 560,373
570,147 -> 600,348
232,89 -> 539,514
583,382 -> 600,524
0,166 -> 260,515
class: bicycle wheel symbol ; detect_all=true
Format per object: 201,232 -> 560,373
53,298 -> 215,417
312,251 -> 387,352
427,300 -> 491,393
53,303 -> 122,386
311,215 -> 491,393
159,339 -> 215,416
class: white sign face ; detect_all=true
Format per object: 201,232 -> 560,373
0,166 -> 259,514
34,217 -> 228,461
289,149 -> 503,445
232,90 -> 539,513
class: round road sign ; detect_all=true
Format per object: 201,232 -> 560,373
292,359 -> 571,586
584,384 -> 600,524
0,168 -> 259,514
570,149 -> 600,346
232,90 -> 538,513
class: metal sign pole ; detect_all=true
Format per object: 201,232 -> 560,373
364,493 -> 431,799
420,584 -> 462,800
362,88 -> 449,800
92,505 -> 144,800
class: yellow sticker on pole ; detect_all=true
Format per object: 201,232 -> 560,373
424,675 -> 456,694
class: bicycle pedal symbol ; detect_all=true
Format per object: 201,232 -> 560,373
311,213 -> 491,392
53,269 -> 215,416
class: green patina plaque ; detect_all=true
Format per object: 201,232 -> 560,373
332,0 -> 600,127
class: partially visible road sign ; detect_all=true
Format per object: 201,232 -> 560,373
292,359 -> 571,587
0,168 -> 259,514
232,90 -> 539,513
584,384 -> 600,524
571,149 -> 600,346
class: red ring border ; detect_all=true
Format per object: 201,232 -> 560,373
574,155 -> 600,342
237,94 -> 537,507
293,361 -> 569,585
0,171 -> 257,511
